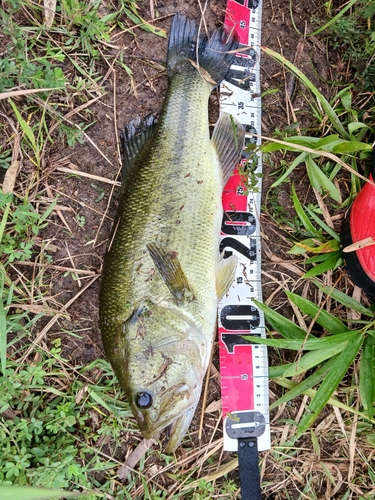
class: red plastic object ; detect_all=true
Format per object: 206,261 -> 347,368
341,150 -> 375,294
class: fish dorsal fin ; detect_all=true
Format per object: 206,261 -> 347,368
216,254 -> 238,300
211,113 -> 245,185
120,114 -> 157,185
147,243 -> 195,304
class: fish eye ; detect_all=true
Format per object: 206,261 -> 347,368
135,390 -> 153,409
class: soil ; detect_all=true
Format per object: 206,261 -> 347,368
2,0 -> 358,498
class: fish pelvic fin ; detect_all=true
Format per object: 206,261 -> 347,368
120,114 -> 157,187
147,243 -> 195,304
211,113 -> 245,185
167,14 -> 239,88
216,254 -> 238,300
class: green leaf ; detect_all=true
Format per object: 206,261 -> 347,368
270,151 -> 307,187
0,200 -> 11,245
282,342 -> 353,377
0,485 -> 81,500
306,251 -> 340,263
293,334 -> 364,441
261,47 -> 350,139
269,355 -> 339,410
285,291 -> 349,334
263,136 -> 321,150
307,0 -> 358,36
0,273 -> 6,375
360,334 -> 375,418
306,155 -> 342,202
305,155 -> 322,192
305,207 -> 340,241
273,377 -> 375,421
269,363 -> 293,379
332,141 -> 372,153
312,281 -> 374,317
291,184 -> 321,237
303,252 -> 342,278
244,330 -> 358,351
8,99 -> 40,165
122,6 -> 166,36
314,134 -> 341,149
254,300 -> 308,340
347,122 -> 370,135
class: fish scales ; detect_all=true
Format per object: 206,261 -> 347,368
99,14 -> 245,452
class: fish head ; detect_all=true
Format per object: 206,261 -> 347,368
130,372 -> 203,452
117,302 -> 208,452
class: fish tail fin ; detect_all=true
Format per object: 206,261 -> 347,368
167,14 -> 238,87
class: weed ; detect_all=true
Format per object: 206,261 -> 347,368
0,349 -> 133,494
261,49 -> 373,204
250,284 -> 375,442
0,9 -> 67,93
0,193 -> 55,264
327,0 -> 375,91
238,149 -> 263,194
287,185 -> 343,277
74,214 -> 86,228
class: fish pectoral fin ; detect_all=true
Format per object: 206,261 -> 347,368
120,114 -> 157,186
147,243 -> 194,304
216,254 -> 238,300
211,113 -> 245,186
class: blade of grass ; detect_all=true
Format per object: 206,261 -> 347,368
312,281 -> 375,317
281,342 -> 353,377
306,155 -> 342,202
305,206 -> 340,241
244,330 -> 357,350
306,251 -> 340,263
359,333 -> 375,418
308,0 -> 358,36
303,252 -> 342,278
269,355 -> 339,410
261,47 -> 350,139
0,485 -> 81,500
269,151 -> 307,187
285,290 -> 349,334
291,184 -> 321,237
0,273 -> 6,374
274,376 -> 375,421
292,333 -> 364,442
253,299 -> 309,340
8,98 -> 40,166
261,134 -> 370,183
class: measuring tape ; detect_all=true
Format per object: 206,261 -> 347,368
219,0 -> 270,456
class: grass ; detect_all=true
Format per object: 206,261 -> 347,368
0,0 -> 375,498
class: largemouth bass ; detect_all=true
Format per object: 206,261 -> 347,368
99,13 -> 245,452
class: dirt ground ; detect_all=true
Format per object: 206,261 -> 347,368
4,0 -> 362,497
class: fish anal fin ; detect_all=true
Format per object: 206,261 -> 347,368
211,113 -> 245,186
216,254 -> 238,300
147,243 -> 194,304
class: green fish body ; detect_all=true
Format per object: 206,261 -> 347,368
99,14 -> 245,452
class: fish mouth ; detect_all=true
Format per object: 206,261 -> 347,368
137,384 -> 199,450
164,405 -> 197,453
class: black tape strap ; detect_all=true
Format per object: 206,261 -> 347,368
238,437 -> 262,500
